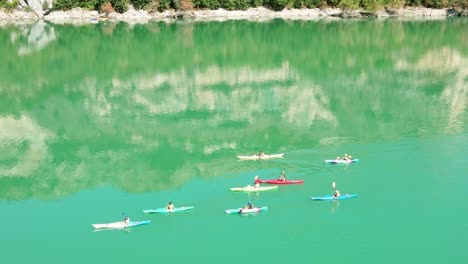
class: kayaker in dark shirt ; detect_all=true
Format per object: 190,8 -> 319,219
167,202 -> 175,211
123,215 -> 130,225
333,190 -> 341,198
243,202 -> 254,210
258,151 -> 265,157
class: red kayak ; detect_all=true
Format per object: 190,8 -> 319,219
255,179 -> 304,185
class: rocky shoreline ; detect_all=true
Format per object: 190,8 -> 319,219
1,6 -> 467,25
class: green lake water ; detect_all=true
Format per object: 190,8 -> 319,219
0,18 -> 467,263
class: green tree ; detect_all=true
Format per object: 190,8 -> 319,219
131,0 -> 151,9
384,0 -> 405,8
338,0 -> 360,9
192,0 -> 222,8
424,0 -> 448,7
405,0 -> 422,6
250,0 -> 263,6
0,0 -> 19,9
111,0 -> 129,12
266,0 -> 290,11
53,0 -> 105,10
361,0 -> 384,10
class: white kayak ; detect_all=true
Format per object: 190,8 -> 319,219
230,185 -> 278,192
92,220 -> 151,229
237,153 -> 284,160
225,206 -> 268,214
325,159 -> 359,164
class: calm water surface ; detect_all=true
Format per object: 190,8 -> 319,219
0,18 -> 467,263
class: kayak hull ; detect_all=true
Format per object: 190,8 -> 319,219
225,206 -> 268,214
311,194 -> 358,201
255,179 -> 304,185
230,186 -> 278,192
237,153 -> 284,160
325,159 -> 359,164
143,206 -> 194,214
92,220 -> 151,229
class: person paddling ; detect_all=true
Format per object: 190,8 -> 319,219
245,201 -> 254,209
167,202 -> 175,212
254,176 -> 260,188
332,181 -> 341,199
343,154 -> 353,161
278,171 -> 287,181
333,189 -> 341,198
240,201 -> 254,212
123,214 -> 130,225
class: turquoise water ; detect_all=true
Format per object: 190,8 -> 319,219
0,18 -> 467,263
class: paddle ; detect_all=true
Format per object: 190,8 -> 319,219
332,182 -> 337,199
122,212 -> 129,226
332,182 -> 342,199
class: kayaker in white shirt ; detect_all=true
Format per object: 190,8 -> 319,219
343,154 -> 352,161
278,171 -> 286,181
258,151 -> 265,157
254,176 -> 260,188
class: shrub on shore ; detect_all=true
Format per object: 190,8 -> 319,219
0,0 -> 19,10
100,1 -> 115,14
53,0 -> 102,10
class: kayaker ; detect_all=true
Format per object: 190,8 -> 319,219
167,202 -> 175,211
253,176 -> 261,188
258,151 -> 265,157
123,215 -> 130,225
254,181 -> 260,188
244,201 -> 254,210
343,154 -> 350,161
333,190 -> 341,198
278,171 -> 286,181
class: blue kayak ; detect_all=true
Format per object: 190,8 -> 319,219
311,194 -> 358,201
143,206 -> 194,214
126,220 -> 151,227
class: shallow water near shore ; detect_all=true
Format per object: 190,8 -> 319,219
0,18 -> 467,263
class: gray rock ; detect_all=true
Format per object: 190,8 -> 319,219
0,11 -> 11,21
341,10 -> 362,18
359,11 -> 377,18
19,0 -> 52,17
